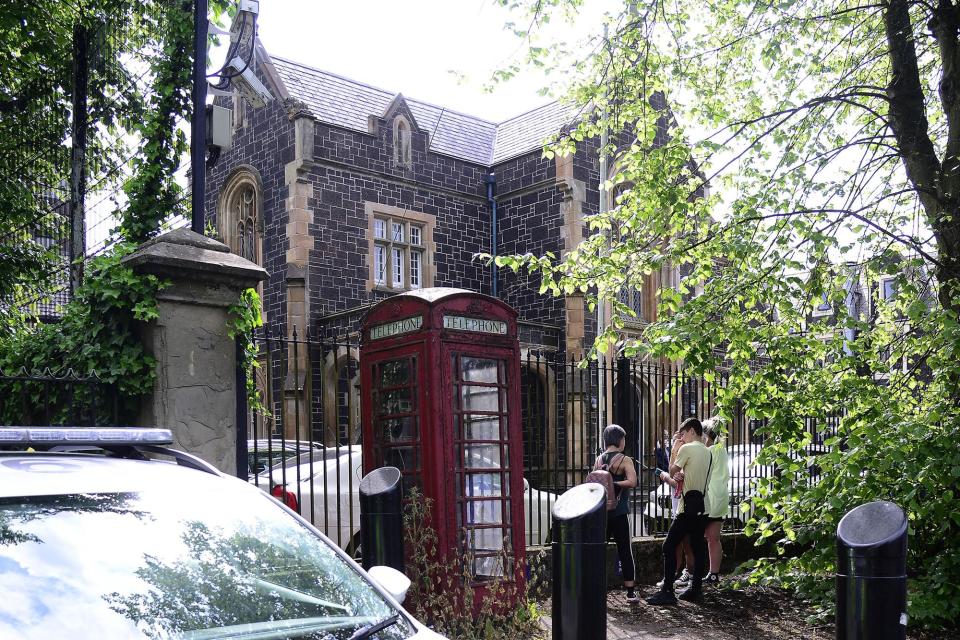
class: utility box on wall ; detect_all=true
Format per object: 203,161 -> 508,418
360,288 -> 525,602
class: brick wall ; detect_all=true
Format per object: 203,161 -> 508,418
305,116 -> 492,318
493,151 -> 567,328
204,96 -> 292,330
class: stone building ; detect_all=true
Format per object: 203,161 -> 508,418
204,40 -> 685,469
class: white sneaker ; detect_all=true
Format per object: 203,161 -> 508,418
674,569 -> 693,587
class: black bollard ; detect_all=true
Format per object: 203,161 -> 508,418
552,483 -> 607,640
836,500 -> 908,640
359,466 -> 404,572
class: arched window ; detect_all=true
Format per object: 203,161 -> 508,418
393,116 -> 412,168
218,167 -> 263,266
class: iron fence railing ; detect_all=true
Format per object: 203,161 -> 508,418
243,327 -> 363,553
0,367 -> 120,427
241,326 -> 834,556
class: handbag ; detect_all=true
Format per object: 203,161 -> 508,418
682,449 -> 713,516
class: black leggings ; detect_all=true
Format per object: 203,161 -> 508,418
606,513 -> 635,583
661,511 -> 707,591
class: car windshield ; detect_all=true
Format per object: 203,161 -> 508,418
0,486 -> 413,639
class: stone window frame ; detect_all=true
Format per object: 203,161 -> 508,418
366,202 -> 435,293
608,156 -> 651,325
392,115 -> 413,168
217,165 -> 264,267
218,166 -> 267,325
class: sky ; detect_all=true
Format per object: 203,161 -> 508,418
253,0 -> 610,122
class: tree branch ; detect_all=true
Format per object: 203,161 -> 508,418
885,0 -> 942,216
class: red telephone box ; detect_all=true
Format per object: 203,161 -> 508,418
360,288 -> 525,599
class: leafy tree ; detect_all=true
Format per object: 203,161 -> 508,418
1,1 -> 234,415
0,0 -> 231,320
493,0 -> 960,629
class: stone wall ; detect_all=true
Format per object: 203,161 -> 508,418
123,229 -> 266,475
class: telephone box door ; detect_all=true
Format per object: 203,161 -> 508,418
362,343 -> 427,500
444,343 -> 524,582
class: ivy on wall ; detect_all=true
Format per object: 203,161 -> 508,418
0,244 -> 165,424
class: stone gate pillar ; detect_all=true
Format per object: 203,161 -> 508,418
123,228 -> 267,475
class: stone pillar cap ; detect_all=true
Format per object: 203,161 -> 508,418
122,228 -> 267,288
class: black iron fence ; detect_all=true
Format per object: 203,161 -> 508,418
0,368 -> 119,426
242,326 -> 834,553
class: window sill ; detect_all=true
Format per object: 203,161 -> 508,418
371,284 -> 426,295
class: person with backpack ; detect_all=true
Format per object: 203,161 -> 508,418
592,424 -> 639,602
646,417 -> 712,605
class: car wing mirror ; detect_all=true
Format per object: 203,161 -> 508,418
367,565 -> 411,604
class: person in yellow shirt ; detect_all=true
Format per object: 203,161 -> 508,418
646,417 -> 712,605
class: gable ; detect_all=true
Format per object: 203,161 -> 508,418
266,53 -> 581,166
382,94 -> 421,133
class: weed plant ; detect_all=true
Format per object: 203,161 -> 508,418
402,488 -> 545,640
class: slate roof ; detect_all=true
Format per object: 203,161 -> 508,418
269,55 -> 580,166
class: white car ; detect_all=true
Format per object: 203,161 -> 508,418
0,427 -> 446,640
246,438 -> 323,481
261,447 -> 558,552
644,444 -> 772,531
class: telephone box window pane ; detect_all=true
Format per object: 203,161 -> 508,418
463,471 -> 508,499
377,388 -> 413,415
381,416 -> 418,442
466,472 -> 500,496
466,499 -> 503,525
460,386 -> 501,414
461,415 -> 499,441
400,475 -> 421,498
378,359 -> 413,389
473,557 -> 512,579
384,446 -> 420,472
461,357 -> 499,384
465,445 -> 501,469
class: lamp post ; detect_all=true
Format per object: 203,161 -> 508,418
191,0 -> 208,234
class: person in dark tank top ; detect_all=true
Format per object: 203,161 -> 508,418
596,424 -> 639,602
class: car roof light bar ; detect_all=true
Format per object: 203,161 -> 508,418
0,427 -> 174,446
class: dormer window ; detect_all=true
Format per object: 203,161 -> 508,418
393,116 -> 412,168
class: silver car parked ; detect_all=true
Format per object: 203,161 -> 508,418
0,427 -> 446,640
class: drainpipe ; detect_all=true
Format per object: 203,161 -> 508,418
597,26 -> 610,439
486,172 -> 499,298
